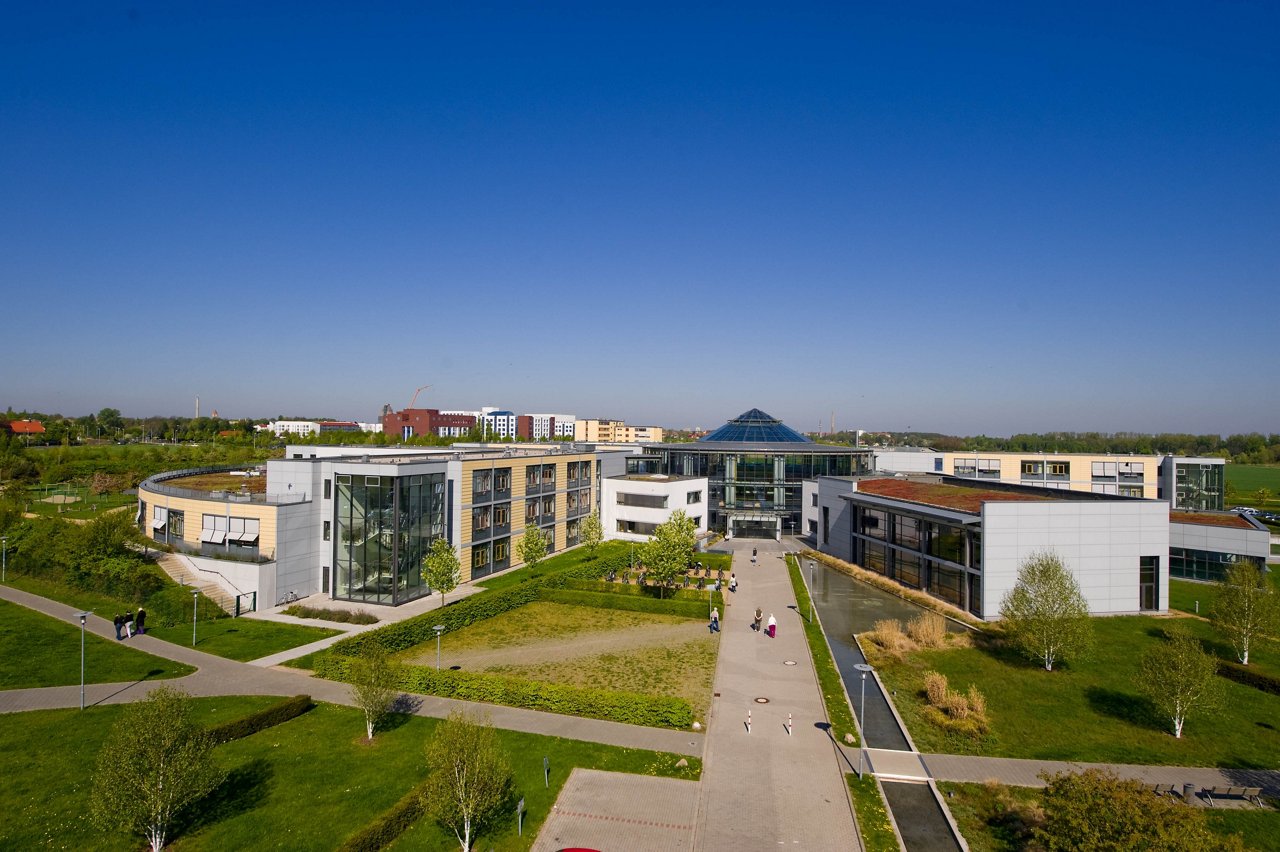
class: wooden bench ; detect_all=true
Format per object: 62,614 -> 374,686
1203,785 -> 1266,807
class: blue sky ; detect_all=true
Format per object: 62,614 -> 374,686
3,3 -> 1277,435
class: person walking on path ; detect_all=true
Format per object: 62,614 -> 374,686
753,606 -> 763,632
728,572 -> 737,593
112,614 -> 123,641
134,607 -> 147,635
709,607 -> 720,633
124,611 -> 134,639
766,613 -> 777,638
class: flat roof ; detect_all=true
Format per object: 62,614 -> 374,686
854,477 -> 1062,514
1171,511 -> 1257,530
611,473 -> 702,483
648,441 -> 870,453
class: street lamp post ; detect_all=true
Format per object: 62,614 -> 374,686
434,625 -> 446,670
76,611 -> 92,710
854,663 -> 874,777
192,590 -> 200,647
2,535 -> 7,582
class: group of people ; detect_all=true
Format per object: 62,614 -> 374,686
751,607 -> 777,637
112,608 -> 146,640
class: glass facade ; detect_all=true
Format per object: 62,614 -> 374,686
1169,547 -> 1260,582
334,471 -> 445,605
850,504 -> 983,616
1174,463 -> 1224,511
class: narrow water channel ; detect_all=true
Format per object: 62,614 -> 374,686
800,555 -> 964,852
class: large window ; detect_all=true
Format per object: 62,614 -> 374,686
926,522 -> 965,564
1169,547 -> 1256,583
861,508 -> 888,540
896,551 -> 922,588
617,492 -> 668,509
334,472 -> 445,605
473,470 -> 493,498
1047,461 -> 1070,479
1091,461 -> 1117,479
1174,464 -> 1224,511
688,490 -> 703,504
616,520 -> 659,535
894,516 -> 921,549
1021,460 -> 1043,478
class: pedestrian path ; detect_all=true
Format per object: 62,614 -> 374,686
691,539 -> 861,851
532,768 -> 698,852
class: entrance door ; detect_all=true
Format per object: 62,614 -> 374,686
1139,556 -> 1159,610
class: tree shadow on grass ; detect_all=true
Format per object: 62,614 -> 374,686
379,694 -> 423,733
1084,686 -> 1162,731
175,757 -> 273,838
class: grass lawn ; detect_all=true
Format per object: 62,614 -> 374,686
146,616 -> 341,662
848,774 -> 900,852
8,573 -> 158,622
0,696 -> 282,851
22,489 -> 138,520
486,635 -> 719,722
867,614 -> 1280,767
1226,464 -> 1280,500
0,699 -> 701,851
1168,574 -> 1280,621
0,598 -> 195,688
475,540 -> 633,592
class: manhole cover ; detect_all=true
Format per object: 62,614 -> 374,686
783,660 -> 797,666
754,697 -> 770,704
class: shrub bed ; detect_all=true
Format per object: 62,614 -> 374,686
1217,660 -> 1280,696
539,588 -> 715,620
283,605 -> 378,625
207,694 -> 314,744
337,782 -> 426,852
316,656 -> 694,729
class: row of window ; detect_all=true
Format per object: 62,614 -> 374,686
952,459 -> 1149,482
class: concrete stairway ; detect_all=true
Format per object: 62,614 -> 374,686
153,551 -> 237,615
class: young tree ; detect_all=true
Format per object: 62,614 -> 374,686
998,551 -> 1093,671
517,526 -> 547,572
580,510 -> 602,559
1137,626 -> 1222,738
350,645 -> 400,740
1211,561 -> 1280,665
643,510 -> 696,597
422,711 -> 514,852
422,537 -> 461,607
1036,769 -> 1244,852
90,686 -> 225,852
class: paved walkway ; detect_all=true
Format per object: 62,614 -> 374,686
533,768 -> 698,852
691,539 -> 862,851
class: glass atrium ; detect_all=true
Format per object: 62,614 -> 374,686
334,471 -> 446,605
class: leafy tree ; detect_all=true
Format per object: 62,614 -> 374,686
1211,561 -> 1280,665
350,645 -> 401,740
517,526 -> 547,571
1137,626 -> 1222,738
422,537 -> 461,607
1256,487 -> 1274,506
642,509 -> 696,597
998,551 -> 1093,671
421,711 -> 514,852
1036,769 -> 1244,851
580,510 -> 603,559
90,686 -> 225,852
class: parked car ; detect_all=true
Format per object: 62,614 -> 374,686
1231,506 -> 1259,515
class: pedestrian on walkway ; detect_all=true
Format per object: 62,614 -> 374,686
113,614 -> 123,641
753,607 -> 763,631
729,572 -> 737,593
124,611 -> 134,639
766,613 -> 776,638
135,607 -> 147,635
710,607 -> 720,633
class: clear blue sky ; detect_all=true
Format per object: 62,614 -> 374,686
3,2 -> 1277,435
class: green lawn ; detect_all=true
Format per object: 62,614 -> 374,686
0,598 -> 194,688
22,488 -> 138,520
0,699 -> 701,851
475,540 -> 633,591
1169,574 -> 1280,619
1226,464 -> 1280,499
0,696 -> 282,851
7,573 -> 157,622
146,616 -> 341,662
868,615 -> 1280,767
848,774 -> 900,852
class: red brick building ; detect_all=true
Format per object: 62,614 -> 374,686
380,408 -> 475,440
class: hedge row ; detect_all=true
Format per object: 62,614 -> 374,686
1217,660 -> 1280,696
316,657 -> 694,729
337,783 -> 427,852
563,578 -> 725,605
207,694 -> 314,745
539,588 -> 715,620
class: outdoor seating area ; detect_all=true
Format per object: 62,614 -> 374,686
1145,782 -> 1267,808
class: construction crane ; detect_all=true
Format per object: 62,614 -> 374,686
407,385 -> 432,409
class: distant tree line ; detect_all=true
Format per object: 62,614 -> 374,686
817,429 -> 1280,465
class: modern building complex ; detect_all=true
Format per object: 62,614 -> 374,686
811,475 -> 1170,619
521,414 -> 576,440
1169,510 -> 1270,582
139,443 -> 631,607
873,450 -> 1226,510
380,408 -> 477,440
638,408 -> 873,539
602,473 -> 709,542
574,418 -> 665,443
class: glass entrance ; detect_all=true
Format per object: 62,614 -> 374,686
1139,556 -> 1159,610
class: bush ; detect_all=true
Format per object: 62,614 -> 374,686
920,671 -> 989,736
282,605 -> 379,625
907,612 -> 948,648
315,656 -> 694,730
923,671 -> 949,706
1216,660 -> 1280,695
207,695 -> 314,745
337,783 -> 426,852
538,588 -> 712,620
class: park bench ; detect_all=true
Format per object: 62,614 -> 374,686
1145,783 -> 1177,797
1203,785 -> 1266,807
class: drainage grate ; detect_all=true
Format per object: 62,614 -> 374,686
754,697 -> 770,704
783,660 -> 797,666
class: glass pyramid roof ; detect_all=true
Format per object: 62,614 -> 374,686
699,409 -> 813,444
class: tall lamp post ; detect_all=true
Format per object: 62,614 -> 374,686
192,590 -> 200,647
76,611 -> 92,710
854,663 -> 874,777
2,535 -> 7,582
434,624 -> 446,670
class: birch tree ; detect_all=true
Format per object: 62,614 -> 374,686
422,711 -> 514,852
1212,561 -> 1279,666
999,551 -> 1093,671
1137,626 -> 1222,738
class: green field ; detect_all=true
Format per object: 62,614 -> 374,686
146,616 -> 341,662
866,614 -> 1280,767
0,699 -> 701,851
0,598 -> 194,688
1226,464 -> 1280,495
21,486 -> 139,520
1169,573 -> 1280,617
